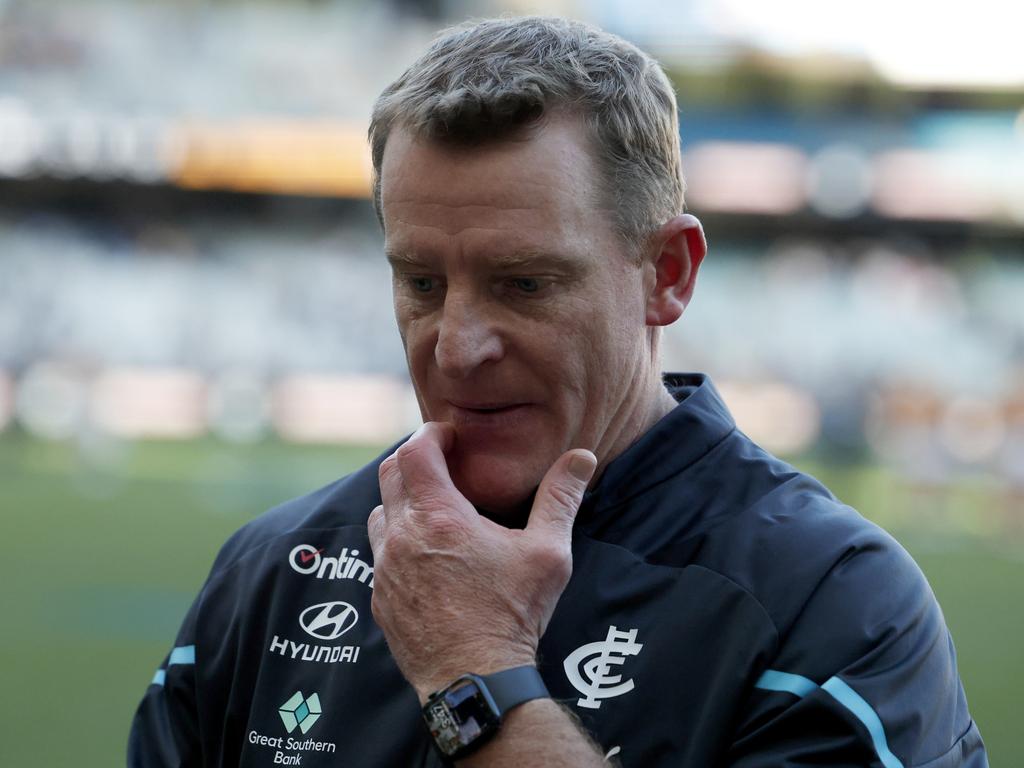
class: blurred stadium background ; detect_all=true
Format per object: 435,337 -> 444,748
0,0 -> 1021,764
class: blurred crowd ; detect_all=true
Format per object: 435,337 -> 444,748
1,209 -> 1023,497
1,0 -> 1022,526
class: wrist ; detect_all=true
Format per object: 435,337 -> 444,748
422,666 -> 551,761
415,648 -> 537,704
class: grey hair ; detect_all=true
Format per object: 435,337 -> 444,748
368,16 -> 685,255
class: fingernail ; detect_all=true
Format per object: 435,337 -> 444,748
568,451 -> 597,482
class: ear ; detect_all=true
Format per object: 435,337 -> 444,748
646,214 -> 707,327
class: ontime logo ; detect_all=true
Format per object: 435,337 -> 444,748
288,544 -> 374,589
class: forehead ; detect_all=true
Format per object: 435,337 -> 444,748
378,116 -> 616,257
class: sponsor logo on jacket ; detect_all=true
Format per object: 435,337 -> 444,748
299,601 -> 359,640
288,544 -> 374,589
268,635 -> 361,665
267,601 -> 363,665
246,690 -> 338,765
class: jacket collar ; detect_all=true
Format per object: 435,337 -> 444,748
579,372 -> 736,519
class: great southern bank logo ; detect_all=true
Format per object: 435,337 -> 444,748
246,691 -> 337,764
279,691 -> 321,735
288,544 -> 374,589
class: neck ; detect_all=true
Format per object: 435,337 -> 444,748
590,372 -> 676,485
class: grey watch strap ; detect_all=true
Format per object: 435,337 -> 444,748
480,665 -> 550,715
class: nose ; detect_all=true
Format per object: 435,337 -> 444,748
434,289 -> 505,379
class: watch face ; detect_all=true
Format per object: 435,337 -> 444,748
424,676 -> 501,758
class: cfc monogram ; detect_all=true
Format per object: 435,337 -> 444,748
563,626 -> 644,709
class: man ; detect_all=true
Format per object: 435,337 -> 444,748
130,16 -> 987,767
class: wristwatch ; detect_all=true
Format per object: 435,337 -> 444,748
422,665 -> 550,760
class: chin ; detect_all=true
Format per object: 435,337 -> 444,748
449,450 -> 541,522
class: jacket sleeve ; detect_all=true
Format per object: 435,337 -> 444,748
127,590 -> 204,768
727,534 -> 988,768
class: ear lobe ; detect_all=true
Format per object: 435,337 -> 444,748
646,214 -> 707,327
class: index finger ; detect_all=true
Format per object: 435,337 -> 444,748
394,421 -> 460,508
378,452 -> 406,511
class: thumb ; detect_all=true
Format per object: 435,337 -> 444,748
527,449 -> 597,539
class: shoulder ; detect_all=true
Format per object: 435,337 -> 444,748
206,441 -> 398,580
701,441 -> 980,765
585,386 -> 928,645
695,434 -> 932,646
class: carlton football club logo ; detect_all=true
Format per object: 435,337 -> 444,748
563,625 -> 644,709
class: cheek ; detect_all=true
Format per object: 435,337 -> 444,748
398,315 -> 434,367
559,298 -> 646,417
563,300 -> 638,373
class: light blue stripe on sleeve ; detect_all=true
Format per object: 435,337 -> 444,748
754,669 -> 904,768
151,645 -> 196,686
822,677 -> 904,768
754,669 -> 817,698
168,645 -> 195,666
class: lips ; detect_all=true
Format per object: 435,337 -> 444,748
448,400 -> 524,412
444,400 -> 533,429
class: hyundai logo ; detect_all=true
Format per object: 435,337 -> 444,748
299,601 -> 359,641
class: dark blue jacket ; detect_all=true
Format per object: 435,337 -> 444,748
130,373 -> 987,767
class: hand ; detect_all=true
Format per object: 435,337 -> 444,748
367,422 -> 597,702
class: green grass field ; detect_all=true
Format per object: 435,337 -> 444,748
1,434 -> 1020,766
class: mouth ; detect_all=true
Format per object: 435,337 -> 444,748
449,401 -> 524,412
444,400 -> 533,427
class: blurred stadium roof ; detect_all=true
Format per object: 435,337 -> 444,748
595,0 -> 1024,89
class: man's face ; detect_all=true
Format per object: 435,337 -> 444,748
379,115 -> 656,516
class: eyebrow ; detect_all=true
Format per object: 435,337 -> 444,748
385,250 -> 427,269
385,248 -> 584,274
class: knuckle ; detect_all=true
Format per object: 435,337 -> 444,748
408,505 -> 466,539
531,539 -> 572,580
550,556 -> 573,586
380,528 -> 411,560
395,439 -> 424,463
395,439 -> 433,478
369,541 -> 390,570
366,508 -> 386,553
369,589 -> 388,624
378,454 -> 400,483
547,479 -> 584,512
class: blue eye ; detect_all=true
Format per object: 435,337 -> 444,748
409,277 -> 435,293
510,278 -> 540,293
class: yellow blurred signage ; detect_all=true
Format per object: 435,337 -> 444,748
173,119 -> 372,198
